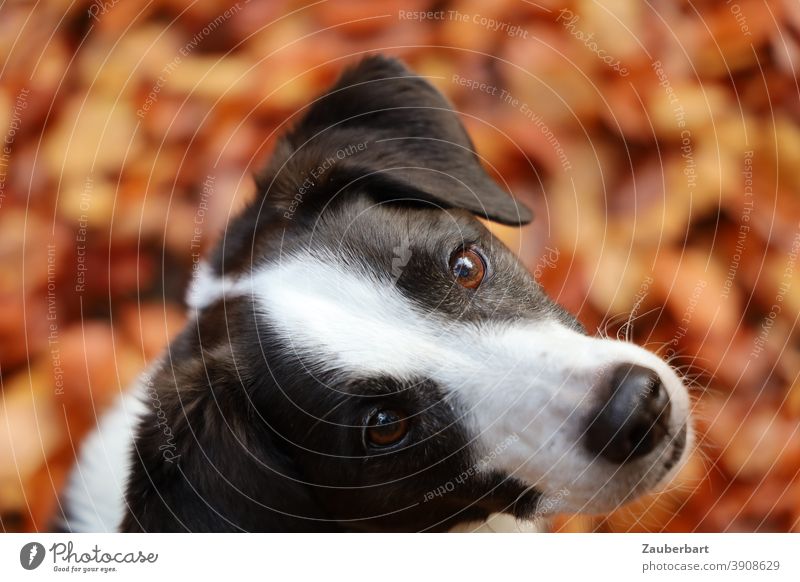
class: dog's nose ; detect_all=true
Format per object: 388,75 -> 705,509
585,364 -> 671,464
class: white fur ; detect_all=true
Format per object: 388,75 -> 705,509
61,374 -> 148,532
187,262 -> 238,312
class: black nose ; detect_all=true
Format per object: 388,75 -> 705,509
585,364 -> 671,464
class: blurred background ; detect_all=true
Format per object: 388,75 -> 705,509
1,0 -> 799,532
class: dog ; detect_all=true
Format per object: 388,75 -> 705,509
60,55 -> 692,532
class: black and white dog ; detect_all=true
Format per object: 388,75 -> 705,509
61,55 -> 691,532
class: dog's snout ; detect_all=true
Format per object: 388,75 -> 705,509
585,364 -> 671,464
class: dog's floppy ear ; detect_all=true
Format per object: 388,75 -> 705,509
258,55 -> 533,225
120,347 -> 335,532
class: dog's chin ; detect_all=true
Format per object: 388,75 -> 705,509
530,422 -> 691,519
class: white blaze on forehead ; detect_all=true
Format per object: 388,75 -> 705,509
190,253 -> 691,512
189,255 -> 485,378
259,257 -> 471,378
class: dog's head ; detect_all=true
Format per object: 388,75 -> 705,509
123,55 -> 691,532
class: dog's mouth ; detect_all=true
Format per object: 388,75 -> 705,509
616,420 -> 690,505
660,422 -> 689,476
516,415 -> 692,520
582,420 -> 692,515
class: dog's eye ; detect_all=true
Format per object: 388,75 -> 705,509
449,247 -> 486,289
365,409 -> 409,447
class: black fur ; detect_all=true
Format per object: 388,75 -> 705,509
120,56 -> 575,532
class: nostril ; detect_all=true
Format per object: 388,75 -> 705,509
584,364 -> 672,464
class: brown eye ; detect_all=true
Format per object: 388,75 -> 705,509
449,247 -> 486,289
365,410 -> 409,447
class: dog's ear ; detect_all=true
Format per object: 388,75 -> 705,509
120,347 -> 334,532
257,55 -> 533,226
